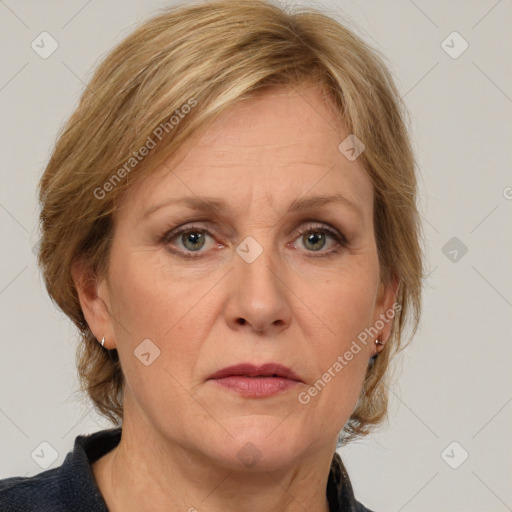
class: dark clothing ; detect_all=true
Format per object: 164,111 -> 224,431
0,427 -> 374,511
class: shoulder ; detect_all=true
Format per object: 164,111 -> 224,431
328,451 -> 376,512
0,427 -> 121,512
0,467 -> 64,512
355,501 -> 376,512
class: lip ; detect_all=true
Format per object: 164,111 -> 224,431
208,363 -> 303,381
207,363 -> 303,398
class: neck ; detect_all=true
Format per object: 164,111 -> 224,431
92,415 -> 335,512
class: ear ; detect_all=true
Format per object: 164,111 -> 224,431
71,259 -> 117,350
373,273 -> 400,343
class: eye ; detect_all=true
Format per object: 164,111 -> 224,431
292,224 -> 348,257
179,230 -> 207,251
161,222 -> 348,260
162,225 -> 219,259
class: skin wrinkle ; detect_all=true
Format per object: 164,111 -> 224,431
141,190 -> 364,218
78,85 -> 398,512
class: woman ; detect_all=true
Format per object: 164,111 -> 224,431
0,1 -> 423,510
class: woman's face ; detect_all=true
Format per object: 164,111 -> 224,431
89,85 -> 396,470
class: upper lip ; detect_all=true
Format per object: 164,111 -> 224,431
208,363 -> 303,382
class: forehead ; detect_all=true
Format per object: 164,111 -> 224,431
124,85 -> 374,223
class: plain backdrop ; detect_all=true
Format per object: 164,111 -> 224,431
1,1 -> 511,511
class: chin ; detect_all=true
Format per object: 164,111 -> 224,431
209,416 -> 309,472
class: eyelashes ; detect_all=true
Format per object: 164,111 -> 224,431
160,222 -> 349,260
290,224 -> 348,255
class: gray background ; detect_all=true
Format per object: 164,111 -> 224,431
1,1 -> 511,510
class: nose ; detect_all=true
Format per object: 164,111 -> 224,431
224,245 -> 292,335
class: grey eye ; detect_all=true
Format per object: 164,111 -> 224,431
302,232 -> 326,251
181,231 -> 207,251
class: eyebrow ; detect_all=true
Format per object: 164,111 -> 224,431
141,193 -> 363,220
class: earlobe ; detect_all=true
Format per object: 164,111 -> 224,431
71,259 -> 115,349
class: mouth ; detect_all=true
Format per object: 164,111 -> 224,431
208,362 -> 303,381
207,363 -> 303,398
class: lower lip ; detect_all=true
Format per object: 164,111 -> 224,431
209,376 -> 300,397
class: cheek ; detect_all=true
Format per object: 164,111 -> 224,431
107,249 -> 211,422
108,247 -> 217,373
306,256 -> 379,351
299,296 -> 372,436
109,247 -> 192,336
296,257 -> 378,421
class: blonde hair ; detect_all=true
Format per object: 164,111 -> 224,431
37,0 -> 424,443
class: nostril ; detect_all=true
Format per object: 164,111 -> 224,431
237,318 -> 246,325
